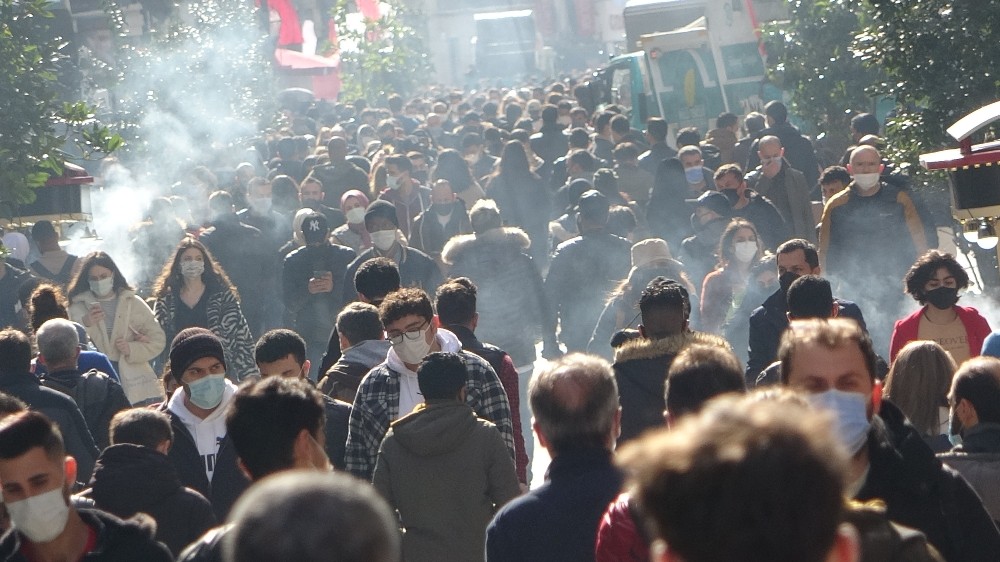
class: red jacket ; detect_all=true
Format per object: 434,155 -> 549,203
889,305 -> 991,364
595,493 -> 649,562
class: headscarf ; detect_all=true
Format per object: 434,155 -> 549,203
340,190 -> 372,248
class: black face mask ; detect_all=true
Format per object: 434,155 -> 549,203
779,271 -> 800,293
720,189 -> 741,206
925,286 -> 959,310
433,203 -> 453,216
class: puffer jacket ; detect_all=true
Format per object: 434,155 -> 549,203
83,444 -> 216,556
612,331 -> 732,444
443,227 -> 557,366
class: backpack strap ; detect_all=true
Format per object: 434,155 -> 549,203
76,369 -> 112,418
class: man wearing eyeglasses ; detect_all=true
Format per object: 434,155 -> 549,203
344,288 -> 515,482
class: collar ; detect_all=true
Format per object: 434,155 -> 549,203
545,446 -> 616,481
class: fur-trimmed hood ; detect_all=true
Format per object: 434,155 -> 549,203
614,330 -> 732,364
441,227 -> 531,265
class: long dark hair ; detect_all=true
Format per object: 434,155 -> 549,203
431,149 -> 475,193
28,283 -> 70,334
67,252 -> 132,298
151,237 -> 239,300
494,140 -> 534,181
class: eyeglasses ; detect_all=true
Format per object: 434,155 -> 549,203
388,322 -> 428,345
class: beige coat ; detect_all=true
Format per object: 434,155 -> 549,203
69,289 -> 166,404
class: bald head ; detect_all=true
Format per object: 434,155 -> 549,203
849,145 -> 881,167
759,135 -> 782,151
529,354 -> 620,455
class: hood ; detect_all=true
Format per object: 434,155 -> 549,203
386,328 -> 462,375
390,402 -> 479,457
614,331 -> 732,363
441,227 -> 530,264
341,339 -> 392,368
87,444 -> 182,514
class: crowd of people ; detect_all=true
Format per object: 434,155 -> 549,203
0,83 -> 998,561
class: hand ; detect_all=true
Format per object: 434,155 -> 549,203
135,333 -> 151,344
308,274 -> 334,294
114,337 -> 130,357
86,305 -> 105,327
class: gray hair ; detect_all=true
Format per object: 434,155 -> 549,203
35,318 -> 79,367
529,353 -> 620,453
677,145 -> 702,160
759,135 -> 782,150
224,471 -> 400,562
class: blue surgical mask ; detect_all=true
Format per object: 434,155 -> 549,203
807,388 -> 871,455
685,166 -> 703,185
186,373 -> 227,410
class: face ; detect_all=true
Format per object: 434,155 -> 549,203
733,227 -> 757,247
924,266 -> 958,294
848,148 -> 883,175
366,216 -> 396,234
694,207 -> 720,226
250,182 -> 272,200
0,447 -> 70,504
258,353 -> 307,380
87,264 -> 114,284
386,164 -> 408,183
431,183 -> 456,205
785,342 -> 874,417
758,143 -> 784,177
756,270 -> 778,291
821,180 -> 846,202
300,181 -> 324,203
342,196 -> 364,213
680,153 -> 703,170
180,247 -> 205,264
385,313 -> 434,348
776,249 -> 817,276
714,172 -> 744,197
181,356 -> 226,387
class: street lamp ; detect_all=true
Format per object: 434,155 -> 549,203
978,219 -> 999,250
963,219 -> 981,243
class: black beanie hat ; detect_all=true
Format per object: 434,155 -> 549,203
364,199 -> 399,228
169,327 -> 226,382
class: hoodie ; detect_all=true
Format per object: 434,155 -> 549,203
373,401 -> 520,562
612,331 -> 731,444
388,329 -> 463,418
84,444 -> 216,556
168,380 -> 237,483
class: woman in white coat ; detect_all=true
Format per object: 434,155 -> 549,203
68,251 -> 166,405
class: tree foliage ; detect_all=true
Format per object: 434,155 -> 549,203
761,0 -> 877,156
855,0 -> 1000,171
0,0 -> 121,205
332,0 -> 433,103
103,0 -> 273,173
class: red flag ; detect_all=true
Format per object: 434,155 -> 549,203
356,0 -> 380,21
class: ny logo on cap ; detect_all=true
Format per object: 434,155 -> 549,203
309,219 -> 321,231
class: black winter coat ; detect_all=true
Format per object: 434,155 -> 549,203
83,444 -> 216,556
40,368 -> 130,450
0,372 -> 99,484
747,121 -> 820,188
859,401 -> 1000,562
341,246 -> 440,304
161,405 -> 250,521
612,332 -> 731,444
0,508 -> 173,561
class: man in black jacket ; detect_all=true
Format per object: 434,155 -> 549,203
161,328 -> 250,521
612,278 -> 731,444
0,411 -> 172,561
282,212 -> 356,376
178,376 -> 334,562
780,318 -> 1000,562
254,329 -> 351,470
82,408 -> 216,557
746,100 -> 821,189
0,329 -> 98,482
746,239 -> 866,383
35,319 -> 129,450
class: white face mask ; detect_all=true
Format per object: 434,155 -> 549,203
370,230 -> 397,252
6,486 -> 70,543
181,260 -> 205,278
853,173 -> 880,191
346,207 -> 367,225
393,326 -> 433,364
89,277 -> 114,298
386,174 -> 401,191
734,240 -> 758,263
249,197 -> 272,214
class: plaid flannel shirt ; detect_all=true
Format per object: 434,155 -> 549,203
345,349 -> 515,481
